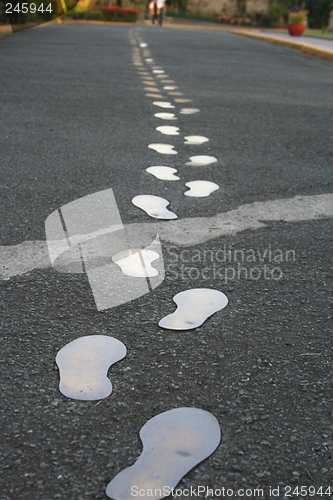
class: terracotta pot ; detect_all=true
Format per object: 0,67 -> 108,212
287,23 -> 306,36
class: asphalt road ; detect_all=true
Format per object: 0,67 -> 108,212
1,22 -> 333,500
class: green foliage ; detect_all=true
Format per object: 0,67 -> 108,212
307,0 -> 332,29
288,10 -> 307,24
269,3 -> 288,22
166,0 -> 187,14
84,9 -> 103,19
0,0 -> 8,21
65,4 -> 87,18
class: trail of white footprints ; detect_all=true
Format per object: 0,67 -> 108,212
53,31 -> 227,500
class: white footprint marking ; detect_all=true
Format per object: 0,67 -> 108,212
154,112 -> 177,120
153,69 -> 165,74
148,144 -> 177,155
153,101 -> 175,109
140,43 -> 147,47
156,126 -> 179,136
163,85 -> 178,90
159,289 -> 228,330
112,249 -> 159,277
132,195 -> 177,220
174,98 -> 191,103
146,166 -> 180,180
106,408 -> 221,500
56,335 -> 126,401
185,155 -> 218,167
184,135 -> 209,145
180,108 -> 200,115
184,180 -> 219,197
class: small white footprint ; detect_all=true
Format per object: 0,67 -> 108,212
148,144 -> 177,155
180,108 -> 200,115
132,195 -> 177,220
153,101 -> 175,109
184,135 -> 209,145
159,288 -> 228,330
185,155 -> 217,167
154,113 -> 177,120
184,180 -> 219,197
56,335 -> 126,401
146,166 -> 180,181
156,126 -> 179,136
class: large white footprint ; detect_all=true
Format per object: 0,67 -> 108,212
106,407 -> 221,500
184,180 -> 219,197
148,144 -> 177,155
159,289 -> 228,330
112,249 -> 159,277
132,195 -> 177,220
56,335 -> 126,400
146,166 -> 180,181
185,155 -> 217,167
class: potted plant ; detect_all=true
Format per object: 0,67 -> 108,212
287,8 -> 307,36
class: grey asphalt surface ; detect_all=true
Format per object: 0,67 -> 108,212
1,22 -> 333,500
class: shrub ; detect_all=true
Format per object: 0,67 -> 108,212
269,3 -> 288,22
288,10 -> 307,24
101,6 -> 139,22
84,9 -> 103,20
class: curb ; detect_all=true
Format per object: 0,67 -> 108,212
228,30 -> 333,61
0,25 -> 12,37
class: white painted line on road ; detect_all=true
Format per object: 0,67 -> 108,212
1,194 -> 332,280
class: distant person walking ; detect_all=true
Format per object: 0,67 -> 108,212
150,0 -> 165,26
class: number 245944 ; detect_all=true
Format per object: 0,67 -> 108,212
5,3 -> 53,13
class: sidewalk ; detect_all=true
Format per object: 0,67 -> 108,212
142,16 -> 333,60
228,29 -> 333,60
